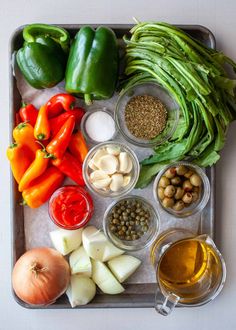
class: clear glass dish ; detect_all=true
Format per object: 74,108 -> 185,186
115,82 -> 179,148
48,186 -> 94,230
81,108 -> 117,144
82,141 -> 140,198
103,195 -> 160,251
153,161 -> 210,218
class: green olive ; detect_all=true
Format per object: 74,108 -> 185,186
159,176 -> 170,188
191,191 -> 199,202
162,197 -> 175,208
173,200 -> 185,211
182,192 -> 193,204
190,173 -> 202,187
171,176 -> 181,185
157,187 -> 165,200
174,187 -> 184,200
176,165 -> 188,176
184,170 -> 194,178
164,185 -> 176,198
183,180 -> 193,192
165,167 -> 176,179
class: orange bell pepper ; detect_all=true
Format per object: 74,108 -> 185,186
13,122 -> 39,156
46,115 -> 75,159
68,130 -> 88,163
6,143 -> 33,183
34,105 -> 50,140
18,147 -> 51,192
22,166 -> 64,208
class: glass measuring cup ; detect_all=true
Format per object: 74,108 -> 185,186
150,228 -> 226,316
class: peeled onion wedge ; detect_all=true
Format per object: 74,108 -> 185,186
69,246 -> 92,276
66,275 -> 96,307
50,228 -> 82,256
107,255 -> 141,283
82,226 -> 124,262
92,260 -> 124,294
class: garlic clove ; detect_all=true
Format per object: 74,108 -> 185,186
119,152 -> 133,174
106,146 -> 121,156
97,155 -> 119,175
122,175 -> 131,187
93,178 -> 112,189
92,148 -> 107,167
88,159 -> 98,171
110,174 -> 124,192
90,170 -> 109,182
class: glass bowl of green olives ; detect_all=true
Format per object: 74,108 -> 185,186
103,196 -> 160,251
153,162 -> 210,218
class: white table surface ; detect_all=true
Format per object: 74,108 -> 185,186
1,0 -> 236,329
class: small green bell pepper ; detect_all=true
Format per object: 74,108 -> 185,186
16,24 -> 70,89
65,26 -> 119,105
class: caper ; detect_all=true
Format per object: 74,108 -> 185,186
157,187 -> 165,200
136,208 -> 141,214
173,200 -> 185,211
126,230 -> 131,236
183,180 -> 193,192
130,220 -> 135,226
174,187 -> 184,200
117,209 -> 122,214
122,226 -> 127,232
131,230 -> 136,235
159,176 -> 170,188
140,211 -> 144,216
140,216 -> 145,222
114,213 -> 119,219
182,192 -> 193,204
142,225 -> 148,232
165,167 -> 176,179
131,212 -> 135,218
176,165 -> 188,176
120,220 -> 125,225
164,185 -> 176,198
191,191 -> 199,202
171,176 -> 181,185
128,225 -> 133,230
110,225 -> 117,232
184,170 -> 194,178
135,220 -> 140,226
132,234 -> 139,240
112,219 -> 119,224
190,173 -> 202,187
126,236 -> 131,241
125,221 -> 130,226
118,230 -> 125,236
162,197 -> 175,208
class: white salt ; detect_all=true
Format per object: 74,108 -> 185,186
85,111 -> 116,142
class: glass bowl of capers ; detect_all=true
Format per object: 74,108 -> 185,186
153,162 -> 210,218
103,196 -> 160,251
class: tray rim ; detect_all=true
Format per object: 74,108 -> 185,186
9,23 -> 216,309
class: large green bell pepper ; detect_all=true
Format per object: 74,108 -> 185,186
16,24 -> 70,89
65,26 -> 119,105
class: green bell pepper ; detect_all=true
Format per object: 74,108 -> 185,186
16,24 -> 70,89
65,26 -> 119,105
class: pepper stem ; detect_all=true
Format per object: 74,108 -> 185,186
84,94 -> 93,106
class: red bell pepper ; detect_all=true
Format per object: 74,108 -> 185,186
46,93 -> 76,118
46,115 -> 75,159
19,102 -> 38,127
52,152 -> 85,186
69,130 -> 88,163
49,108 -> 85,137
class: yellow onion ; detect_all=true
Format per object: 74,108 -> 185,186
12,247 -> 70,306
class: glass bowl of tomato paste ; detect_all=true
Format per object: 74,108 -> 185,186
49,186 -> 94,230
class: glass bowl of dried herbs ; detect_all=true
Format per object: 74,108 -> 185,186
115,82 -> 180,148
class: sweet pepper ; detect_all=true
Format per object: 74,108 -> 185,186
16,24 -> 70,89
65,26 -> 119,105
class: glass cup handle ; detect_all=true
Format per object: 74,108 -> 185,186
155,289 -> 180,316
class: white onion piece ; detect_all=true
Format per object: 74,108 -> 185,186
69,246 -> 92,276
107,255 -> 141,283
50,229 -> 82,256
66,275 -> 96,307
92,260 -> 124,294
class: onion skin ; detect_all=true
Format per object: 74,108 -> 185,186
12,247 -> 70,306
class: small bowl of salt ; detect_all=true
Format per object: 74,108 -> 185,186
81,109 -> 117,144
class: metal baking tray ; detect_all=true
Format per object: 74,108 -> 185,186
9,24 -> 216,309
